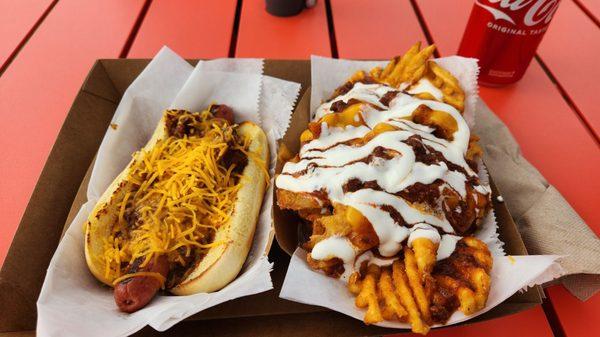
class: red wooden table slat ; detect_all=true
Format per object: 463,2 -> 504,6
538,0 -> 600,140
328,1 -> 556,335
476,67 -> 600,232
0,0 -> 146,267
576,0 -> 600,22
0,0 -> 56,69
547,285 -> 600,337
413,1 -> 465,55
390,306 -> 553,337
128,0 -> 237,58
331,0 -> 427,59
236,0 -> 330,58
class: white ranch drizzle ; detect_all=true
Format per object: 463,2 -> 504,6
407,78 -> 444,100
311,236 -> 356,281
406,224 -> 462,261
301,124 -> 371,154
437,234 -> 462,261
354,251 -> 398,270
314,83 -> 396,120
277,79 -> 490,280
407,223 -> 442,247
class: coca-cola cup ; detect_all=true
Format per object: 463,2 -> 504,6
458,0 -> 562,86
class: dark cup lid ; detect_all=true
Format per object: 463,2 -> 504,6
266,0 -> 306,17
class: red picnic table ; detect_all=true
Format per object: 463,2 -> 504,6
0,0 -> 598,336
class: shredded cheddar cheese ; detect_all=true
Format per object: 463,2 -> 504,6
98,110 -> 253,284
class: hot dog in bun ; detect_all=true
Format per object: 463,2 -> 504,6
84,105 -> 269,312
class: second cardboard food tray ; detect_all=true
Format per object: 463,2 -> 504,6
0,59 -> 542,337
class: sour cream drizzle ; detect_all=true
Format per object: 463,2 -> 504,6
407,78 -> 445,100
277,80 -> 490,279
310,236 -> 356,281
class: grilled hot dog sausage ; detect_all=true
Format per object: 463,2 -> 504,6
114,255 -> 169,313
210,104 -> 235,124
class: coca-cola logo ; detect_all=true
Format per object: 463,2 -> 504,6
475,0 -> 560,26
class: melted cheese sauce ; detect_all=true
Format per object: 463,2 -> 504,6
277,80 -> 490,279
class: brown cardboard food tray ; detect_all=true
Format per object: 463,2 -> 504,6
0,59 -> 542,336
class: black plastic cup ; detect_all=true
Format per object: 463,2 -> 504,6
266,0 -> 306,17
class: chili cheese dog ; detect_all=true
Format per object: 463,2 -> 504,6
84,105 -> 269,312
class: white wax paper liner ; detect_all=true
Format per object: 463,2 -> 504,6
37,47 -> 300,337
280,55 -> 564,330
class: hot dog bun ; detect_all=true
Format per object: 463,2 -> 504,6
84,112 -> 269,295
171,122 -> 268,295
